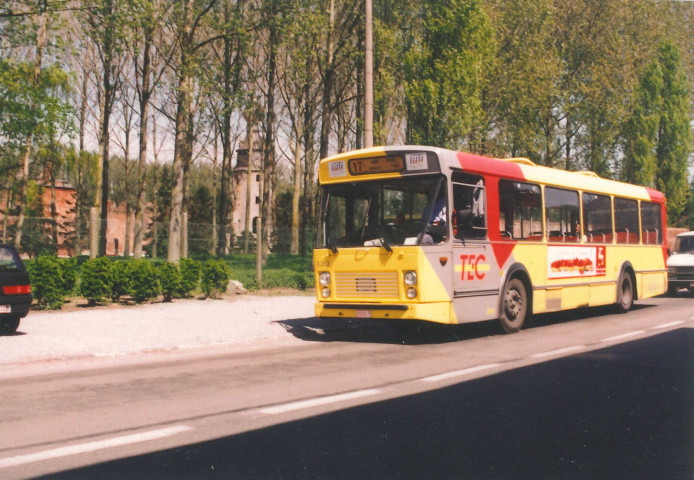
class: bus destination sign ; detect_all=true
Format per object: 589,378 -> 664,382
348,156 -> 404,175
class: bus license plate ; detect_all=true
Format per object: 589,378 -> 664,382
355,310 -> 372,318
0,305 -> 10,313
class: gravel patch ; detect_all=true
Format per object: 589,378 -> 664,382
0,295 -> 316,368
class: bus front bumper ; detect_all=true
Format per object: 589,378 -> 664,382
314,301 -> 453,324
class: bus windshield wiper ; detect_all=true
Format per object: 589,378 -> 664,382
379,237 -> 393,253
329,238 -> 338,254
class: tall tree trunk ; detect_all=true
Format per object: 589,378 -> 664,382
300,100 -> 313,257
15,4 -> 47,251
97,0 -> 117,257
151,109 -> 159,259
290,117 -> 302,254
319,0 -> 335,161
261,12 -> 278,263
133,32 -> 152,259
49,156 -> 58,247
243,122 -> 255,254
168,61 -> 192,262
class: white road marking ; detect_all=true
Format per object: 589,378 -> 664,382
259,389 -> 381,415
600,330 -> 645,343
530,345 -> 585,359
0,425 -> 192,469
652,321 -> 685,330
420,364 -> 502,383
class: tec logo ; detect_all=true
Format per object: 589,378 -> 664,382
459,254 -> 488,280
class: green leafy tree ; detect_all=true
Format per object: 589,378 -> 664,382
621,61 -> 663,186
622,40 -> 692,223
653,41 -> 692,222
403,0 -> 492,148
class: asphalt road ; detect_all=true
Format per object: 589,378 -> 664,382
1,295 -> 693,479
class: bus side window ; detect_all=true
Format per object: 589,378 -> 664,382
452,173 -> 486,240
545,187 -> 580,242
615,197 -> 639,244
582,192 -> 613,243
498,179 -> 542,241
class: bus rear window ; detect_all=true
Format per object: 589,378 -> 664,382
640,202 -> 661,245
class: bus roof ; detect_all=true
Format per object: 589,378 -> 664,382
319,146 -> 665,204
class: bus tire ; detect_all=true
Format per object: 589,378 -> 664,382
499,278 -> 527,333
616,270 -> 634,313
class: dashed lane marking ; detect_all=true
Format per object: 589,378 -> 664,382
420,364 -> 502,383
259,389 -> 381,415
600,330 -> 645,343
0,425 -> 192,469
530,345 -> 586,359
652,321 -> 685,330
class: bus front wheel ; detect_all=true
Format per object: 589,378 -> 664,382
616,271 -> 634,313
499,278 -> 527,334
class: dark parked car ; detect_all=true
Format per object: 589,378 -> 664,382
0,244 -> 32,333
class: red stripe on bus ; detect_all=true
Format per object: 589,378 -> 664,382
646,187 -> 665,203
456,152 -> 526,179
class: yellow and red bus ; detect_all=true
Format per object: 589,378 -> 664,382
313,146 -> 668,333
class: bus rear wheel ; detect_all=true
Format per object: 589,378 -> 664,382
499,278 -> 527,334
616,271 -> 634,313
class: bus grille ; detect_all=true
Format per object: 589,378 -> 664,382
334,272 -> 399,299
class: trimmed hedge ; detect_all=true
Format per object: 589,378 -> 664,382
179,257 -> 201,297
80,257 -> 113,305
201,259 -> 231,299
27,256 -> 65,310
130,259 -> 160,303
26,254 -> 313,309
158,261 -> 182,302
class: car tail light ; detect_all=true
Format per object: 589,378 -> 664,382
3,285 -> 31,295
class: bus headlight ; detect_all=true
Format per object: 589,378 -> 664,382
404,271 -> 417,286
322,287 -> 331,298
319,272 -> 331,286
406,287 -> 417,299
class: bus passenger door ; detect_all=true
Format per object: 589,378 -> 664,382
451,174 -> 499,323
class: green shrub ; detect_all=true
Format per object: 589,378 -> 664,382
80,257 -> 113,306
130,259 -> 160,303
201,259 -> 231,298
28,256 -> 66,310
158,262 -> 182,302
58,257 -> 78,296
109,260 -> 134,301
178,257 -> 201,296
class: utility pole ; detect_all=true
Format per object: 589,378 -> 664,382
365,0 -> 374,148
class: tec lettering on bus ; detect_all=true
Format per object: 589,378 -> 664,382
460,254 -> 487,280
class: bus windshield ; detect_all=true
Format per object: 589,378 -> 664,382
321,175 -> 447,248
